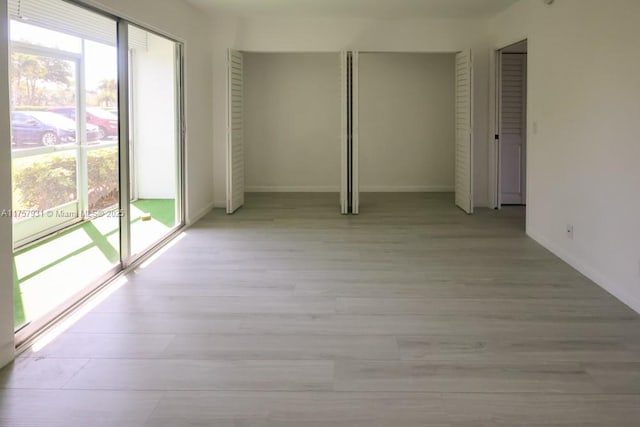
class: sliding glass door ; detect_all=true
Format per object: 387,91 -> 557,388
9,0 -> 184,340
127,25 -> 183,259
9,4 -> 121,332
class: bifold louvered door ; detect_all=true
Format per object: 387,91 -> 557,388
455,49 -> 474,214
340,51 -> 349,214
500,53 -> 527,205
340,51 -> 359,215
227,49 -> 245,214
351,52 -> 359,215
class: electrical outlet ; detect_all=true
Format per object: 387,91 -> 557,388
566,224 -> 574,239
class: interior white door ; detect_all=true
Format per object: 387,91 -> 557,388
340,51 -> 349,214
351,51 -> 360,215
499,53 -> 527,205
455,49 -> 474,214
227,49 -> 245,214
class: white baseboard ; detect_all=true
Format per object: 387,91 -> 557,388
213,200 -> 226,209
187,201 -> 215,226
360,186 -> 454,193
242,186 -> 453,193
527,227 -> 640,314
246,186 -> 340,193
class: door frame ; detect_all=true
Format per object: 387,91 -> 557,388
489,38 -> 529,210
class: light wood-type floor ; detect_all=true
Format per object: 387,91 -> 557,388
2,193 -> 640,426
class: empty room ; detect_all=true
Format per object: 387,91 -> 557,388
1,0 -> 640,425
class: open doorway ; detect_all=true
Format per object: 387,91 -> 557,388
496,40 -> 528,209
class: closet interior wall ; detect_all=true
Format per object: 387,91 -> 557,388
358,53 -> 456,199
243,52 -> 341,195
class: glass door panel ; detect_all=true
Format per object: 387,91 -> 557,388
128,25 -> 182,258
9,1 -> 120,332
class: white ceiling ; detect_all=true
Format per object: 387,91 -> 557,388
184,0 -> 520,19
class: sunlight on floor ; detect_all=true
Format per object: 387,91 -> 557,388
30,275 -> 130,353
13,199 -> 176,330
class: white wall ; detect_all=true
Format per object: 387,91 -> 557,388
0,0 -> 15,368
244,53 -> 340,192
359,52 -> 455,192
0,0 -> 214,369
132,32 -> 177,199
210,15 -> 491,207
489,0 -> 640,312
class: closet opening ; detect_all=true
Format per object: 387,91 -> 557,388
358,52 -> 457,215
227,52 -> 342,216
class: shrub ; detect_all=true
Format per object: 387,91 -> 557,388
12,147 -> 119,214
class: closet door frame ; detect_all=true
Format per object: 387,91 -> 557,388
341,50 -> 359,215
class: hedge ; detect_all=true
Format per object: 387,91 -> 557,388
12,147 -> 119,213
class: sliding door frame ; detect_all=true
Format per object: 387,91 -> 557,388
120,21 -> 186,266
14,0 -> 187,347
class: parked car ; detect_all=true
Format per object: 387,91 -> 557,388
49,107 -> 118,139
11,111 -> 101,146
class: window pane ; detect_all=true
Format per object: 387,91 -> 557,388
9,5 -> 119,332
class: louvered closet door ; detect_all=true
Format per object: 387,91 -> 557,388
455,50 -> 474,214
500,53 -> 526,205
340,51 -> 349,214
351,51 -> 360,215
227,49 -> 245,214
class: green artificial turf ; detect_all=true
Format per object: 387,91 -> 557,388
12,259 -> 25,329
132,199 -> 176,228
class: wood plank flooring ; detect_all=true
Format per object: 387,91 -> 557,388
2,192 -> 640,426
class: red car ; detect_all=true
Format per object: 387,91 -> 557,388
49,107 -> 118,139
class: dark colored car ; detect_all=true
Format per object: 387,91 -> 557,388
50,107 -> 118,139
11,111 -> 101,146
